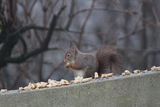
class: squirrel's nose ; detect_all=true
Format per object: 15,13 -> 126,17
64,59 -> 66,62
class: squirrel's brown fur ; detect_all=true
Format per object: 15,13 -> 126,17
96,45 -> 122,76
64,43 -> 122,78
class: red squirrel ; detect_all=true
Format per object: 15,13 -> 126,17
64,43 -> 122,78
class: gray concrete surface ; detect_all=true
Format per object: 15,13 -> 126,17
0,71 -> 160,107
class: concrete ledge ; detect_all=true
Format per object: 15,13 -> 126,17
0,71 -> 160,107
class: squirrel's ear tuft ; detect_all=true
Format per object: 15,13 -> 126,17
70,41 -> 76,47
70,42 -> 77,49
70,42 -> 78,53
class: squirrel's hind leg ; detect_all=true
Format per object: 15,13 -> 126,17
84,68 -> 95,78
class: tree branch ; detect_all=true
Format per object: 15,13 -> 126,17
78,0 -> 95,48
42,15 -> 57,48
65,0 -> 75,30
3,5 -> 66,64
19,35 -> 27,54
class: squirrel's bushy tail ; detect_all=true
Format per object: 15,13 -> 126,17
96,45 -> 122,76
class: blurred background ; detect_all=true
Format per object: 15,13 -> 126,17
0,0 -> 160,89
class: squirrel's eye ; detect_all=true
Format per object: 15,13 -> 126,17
67,54 -> 70,57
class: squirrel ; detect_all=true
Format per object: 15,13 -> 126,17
64,43 -> 122,78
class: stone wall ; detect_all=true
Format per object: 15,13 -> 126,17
0,71 -> 160,107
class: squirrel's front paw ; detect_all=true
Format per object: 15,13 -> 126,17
65,64 -> 69,68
